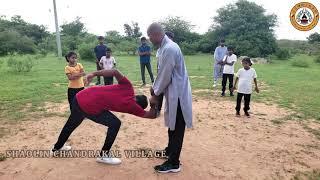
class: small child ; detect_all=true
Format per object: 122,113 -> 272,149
65,52 -> 86,112
221,46 -> 237,97
99,48 -> 117,85
232,57 -> 259,117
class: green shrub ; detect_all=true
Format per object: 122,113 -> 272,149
291,59 -> 309,68
78,43 -> 95,60
34,54 -> 45,60
275,48 -> 291,60
180,41 -> 198,55
39,49 -> 48,57
0,60 -> 3,69
7,56 -> 34,72
314,55 -> 320,63
0,31 -> 36,56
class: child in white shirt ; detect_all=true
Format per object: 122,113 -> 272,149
221,46 -> 237,97
99,48 -> 116,85
233,57 -> 259,117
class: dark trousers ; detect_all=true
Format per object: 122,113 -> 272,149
222,73 -> 234,93
158,93 -> 164,112
165,100 -> 185,165
140,62 -> 154,84
104,77 -> 113,85
67,88 -> 84,112
96,62 -> 102,84
235,93 -> 251,112
54,98 -> 121,155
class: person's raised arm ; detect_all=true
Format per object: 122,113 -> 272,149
85,69 -> 124,86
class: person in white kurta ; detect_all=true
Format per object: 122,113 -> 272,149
148,23 -> 192,173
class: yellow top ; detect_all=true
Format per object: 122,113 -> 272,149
65,63 -> 84,88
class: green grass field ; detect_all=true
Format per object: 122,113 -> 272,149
0,54 -> 319,121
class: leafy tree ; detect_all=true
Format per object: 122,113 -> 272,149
132,22 -> 142,39
60,17 -> 87,51
0,30 -> 36,56
60,17 -> 86,37
307,33 -> 320,44
123,22 -> 142,40
160,16 -> 197,44
210,0 -> 277,57
105,30 -> 123,44
123,24 -> 133,38
118,40 -> 137,55
0,15 -> 49,45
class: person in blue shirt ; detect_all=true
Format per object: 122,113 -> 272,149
138,37 -> 154,86
94,36 -> 107,85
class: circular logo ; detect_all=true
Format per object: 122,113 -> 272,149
290,2 -> 319,31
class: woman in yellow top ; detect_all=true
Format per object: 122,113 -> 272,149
65,52 -> 86,111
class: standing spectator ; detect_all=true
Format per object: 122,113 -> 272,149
94,36 -> 107,85
213,39 -> 227,87
138,37 -> 154,86
64,51 -> 85,112
221,46 -> 237,97
232,57 -> 260,117
99,48 -> 117,85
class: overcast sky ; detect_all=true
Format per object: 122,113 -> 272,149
1,0 -> 319,40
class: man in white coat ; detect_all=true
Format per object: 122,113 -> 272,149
148,23 -> 193,173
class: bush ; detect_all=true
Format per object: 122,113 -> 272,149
0,60 -> 3,69
180,41 -> 198,55
0,31 -> 36,56
7,56 -> 34,72
118,40 -> 137,55
291,59 -> 309,68
78,43 -> 95,60
275,48 -> 291,60
34,54 -> 45,60
38,49 -> 48,57
314,55 -> 320,63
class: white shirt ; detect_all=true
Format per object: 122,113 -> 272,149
223,54 -> 237,74
236,68 -> 257,94
153,35 -> 193,130
100,56 -> 116,70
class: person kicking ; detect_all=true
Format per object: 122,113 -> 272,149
51,69 -> 157,165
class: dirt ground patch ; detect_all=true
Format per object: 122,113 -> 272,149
0,92 -> 320,180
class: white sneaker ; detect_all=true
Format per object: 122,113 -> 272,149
50,145 -> 72,156
96,157 -> 121,165
59,145 -> 72,151
212,81 -> 217,87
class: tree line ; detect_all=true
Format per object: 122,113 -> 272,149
1,0 -> 320,59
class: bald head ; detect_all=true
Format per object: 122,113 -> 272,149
147,23 -> 165,47
147,23 -> 165,35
